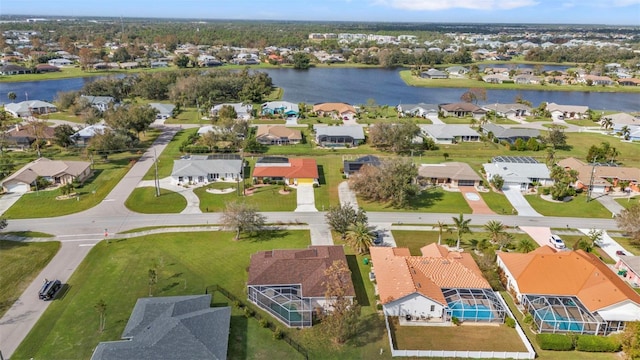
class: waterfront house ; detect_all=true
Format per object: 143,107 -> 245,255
439,103 -> 486,119
314,125 -> 365,147
419,124 -> 481,144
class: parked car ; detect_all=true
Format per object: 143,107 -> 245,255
373,231 -> 383,246
549,235 -> 566,249
616,250 -> 626,256
38,279 -> 62,301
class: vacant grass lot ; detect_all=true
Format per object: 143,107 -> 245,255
125,187 -> 187,213
0,241 -> 60,318
481,190 -> 517,215
525,193 -> 611,218
359,187 -> 472,213
393,230 -> 537,255
195,184 -> 297,212
389,317 -> 527,351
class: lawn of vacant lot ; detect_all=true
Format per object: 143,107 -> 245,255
393,230 -> 537,255
125,187 -> 187,213
525,193 -> 612,218
0,241 -> 60,318
194,184 -> 298,212
359,187 -> 472,213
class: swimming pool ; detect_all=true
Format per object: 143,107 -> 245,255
448,302 -> 494,321
538,311 -> 584,332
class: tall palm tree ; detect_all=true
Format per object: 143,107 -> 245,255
600,117 -> 613,130
484,220 -> 506,245
621,126 -> 631,141
434,221 -> 448,246
345,222 -> 375,255
451,214 -> 471,250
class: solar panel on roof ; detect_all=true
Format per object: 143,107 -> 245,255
256,156 -> 289,164
492,156 -> 539,164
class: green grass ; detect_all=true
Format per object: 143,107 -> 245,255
117,225 -> 213,234
1,231 -> 54,238
525,193 -> 612,218
481,190 -> 518,215
195,184 -> 298,212
0,65 -> 178,83
0,240 -> 60,318
125,187 -> 188,213
616,197 -> 640,210
611,236 -> 639,256
143,128 -> 197,180
393,230 -> 536,255
12,231 -> 310,360
359,187 -> 472,213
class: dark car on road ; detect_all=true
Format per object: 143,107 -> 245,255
38,279 -> 62,301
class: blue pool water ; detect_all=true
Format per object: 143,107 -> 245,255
448,302 -> 494,320
538,311 -> 584,332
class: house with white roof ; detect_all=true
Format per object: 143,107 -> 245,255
71,124 -> 109,147
546,103 -> 589,120
80,95 -> 116,112
419,124 -> 480,144
483,156 -> 553,191
148,103 -> 175,120
5,100 -> 57,118
171,154 -> 243,185
211,103 -> 253,121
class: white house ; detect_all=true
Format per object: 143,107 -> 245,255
170,154 -> 243,185
210,103 -> 253,120
483,156 -> 553,191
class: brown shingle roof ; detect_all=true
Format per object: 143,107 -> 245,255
247,245 -> 355,298
558,157 -> 640,187
312,102 -> 356,115
255,125 -> 302,141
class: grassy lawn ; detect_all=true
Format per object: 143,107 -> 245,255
143,128 -> 197,180
125,187 -> 187,213
525,193 -> 612,218
611,236 -> 639,256
393,230 -> 536,255
359,187 -> 472,213
389,317 -> 527,351
561,235 -> 617,264
615,196 -> 640,210
1,231 -> 54,238
481,190 -> 518,215
195,184 -> 298,212
4,156 -> 135,219
0,240 -> 60,318
12,231 -> 310,360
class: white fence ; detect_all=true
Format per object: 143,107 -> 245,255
384,292 -> 536,359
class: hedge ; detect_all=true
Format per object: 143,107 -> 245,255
575,335 -> 621,352
536,334 -> 574,351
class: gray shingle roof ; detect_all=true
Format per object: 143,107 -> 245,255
91,295 -> 230,360
419,124 -> 480,139
482,123 -> 540,139
314,125 -> 365,140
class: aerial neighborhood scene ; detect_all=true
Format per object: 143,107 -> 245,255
1,0 -> 640,359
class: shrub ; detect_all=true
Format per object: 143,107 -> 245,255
273,327 -> 284,340
505,317 -> 516,328
233,300 -> 243,309
258,318 -> 270,328
536,334 -> 574,351
451,316 -> 461,326
243,307 -> 255,318
540,187 -> 551,195
575,335 -> 621,352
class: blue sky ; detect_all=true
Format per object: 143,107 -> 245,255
7,0 -> 640,25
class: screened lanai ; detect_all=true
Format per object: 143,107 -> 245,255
248,285 -> 313,327
523,294 -> 602,334
443,288 -> 507,323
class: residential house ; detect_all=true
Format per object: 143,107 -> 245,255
498,246 -> 640,335
615,256 -> 640,287
483,156 -> 553,191
35,64 -> 60,73
439,103 -> 486,119
255,125 -> 302,145
0,64 -> 31,75
261,101 -> 299,120
149,103 -> 175,120
80,95 -> 116,112
483,74 -> 510,84
445,66 -> 469,76
420,68 -> 449,79
71,124 -> 109,147
546,103 -> 589,120
482,103 -> 532,118
171,154 -> 243,185
119,62 -> 139,70
247,245 -> 355,327
198,55 -> 222,67
558,157 -> 640,193
480,123 -> 540,144
419,124 -> 480,144
47,58 -> 72,67
252,157 -> 319,185
5,100 -> 57,118
513,75 -> 541,84
314,125 -> 365,147
312,103 -> 357,121
604,113 -> 640,132
397,103 -> 439,118
1,157 -> 92,193
150,61 -> 169,68
5,124 -> 55,149
370,244 -> 506,323
581,75 -> 614,86
418,162 -> 482,188
211,103 -> 253,121
91,295 -> 230,360
343,155 -> 381,177
618,78 -> 640,86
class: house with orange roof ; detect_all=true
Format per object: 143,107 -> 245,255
247,245 -> 355,327
497,246 -> 640,335
312,102 -> 357,121
252,157 -> 319,185
369,244 -> 506,324
558,157 -> 640,193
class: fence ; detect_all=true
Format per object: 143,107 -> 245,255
206,285 -> 309,360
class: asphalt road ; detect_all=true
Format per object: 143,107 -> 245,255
0,124 -> 621,358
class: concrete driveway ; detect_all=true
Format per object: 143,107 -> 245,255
427,114 -> 444,125
338,181 -> 359,208
0,192 -> 24,216
578,229 -> 631,262
503,185 -> 542,217
294,184 -> 317,212
519,226 -> 552,247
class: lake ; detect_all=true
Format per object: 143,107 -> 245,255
1,68 -> 638,111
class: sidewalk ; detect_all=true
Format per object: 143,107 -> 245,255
595,195 -> 626,216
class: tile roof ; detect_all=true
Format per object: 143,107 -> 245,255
247,245 -> 355,298
558,157 -> 640,187
418,162 -> 482,181
370,244 -> 490,306
312,102 -> 356,114
1,157 -> 91,187
440,102 -> 485,113
252,158 -> 318,179
498,247 -> 640,312
255,125 -> 302,141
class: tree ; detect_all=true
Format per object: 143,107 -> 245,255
544,125 -> 567,149
616,204 -> 640,244
221,201 -> 266,240
621,322 -> 640,360
451,213 -> 471,250
368,121 -> 420,154
94,299 -> 107,332
321,260 -> 361,344
460,88 -> 487,104
345,222 -> 375,255
325,204 -> 367,240
174,54 -> 190,68
434,221 -> 448,246
53,124 -> 76,148
621,125 -> 631,141
60,183 -> 75,196
490,174 -> 504,191
148,268 -> 157,296
516,238 -> 536,253
349,158 -> 419,208
586,228 -> 603,247
217,105 -> 237,121
600,117 -> 613,130
88,130 -> 130,160
484,220 -> 506,245
292,52 -> 311,70
586,141 -> 620,163
7,92 -> 16,101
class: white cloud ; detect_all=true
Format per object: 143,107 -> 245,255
375,0 -> 540,10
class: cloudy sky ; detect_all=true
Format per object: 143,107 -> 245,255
7,0 -> 640,25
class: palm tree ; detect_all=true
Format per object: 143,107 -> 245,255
621,126 -> 631,141
451,214 -> 471,250
345,222 -> 375,255
600,117 -> 613,130
545,147 -> 556,167
516,238 -> 536,253
484,220 -> 506,244
7,92 -> 16,101
433,221 -> 448,246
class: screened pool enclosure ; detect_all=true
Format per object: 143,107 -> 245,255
523,294 -> 602,334
248,285 -> 313,327
443,288 -> 507,323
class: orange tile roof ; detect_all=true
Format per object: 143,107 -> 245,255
252,158 -> 318,179
498,248 -> 640,312
312,102 -> 356,115
370,244 -> 491,306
